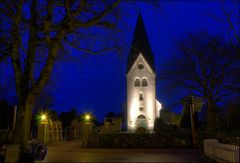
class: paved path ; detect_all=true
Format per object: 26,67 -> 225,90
38,141 -> 212,162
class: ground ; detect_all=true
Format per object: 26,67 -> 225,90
36,141 -> 214,162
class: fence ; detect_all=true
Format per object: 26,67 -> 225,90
57,128 -> 83,142
204,139 -> 239,162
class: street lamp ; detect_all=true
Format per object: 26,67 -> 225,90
38,113 -> 48,145
181,96 -> 203,146
85,114 -> 91,121
41,114 -> 47,121
189,96 -> 196,146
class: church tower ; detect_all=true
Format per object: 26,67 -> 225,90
126,14 -> 161,132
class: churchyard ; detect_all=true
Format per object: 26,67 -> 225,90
0,0 -> 239,162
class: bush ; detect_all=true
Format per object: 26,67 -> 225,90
97,132 -> 192,148
195,129 -> 240,147
154,118 -> 176,133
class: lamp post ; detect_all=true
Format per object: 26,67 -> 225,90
82,113 -> 93,147
38,113 -> 48,145
85,114 -> 91,122
189,96 -> 196,146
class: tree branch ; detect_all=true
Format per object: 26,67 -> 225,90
64,39 -> 118,55
0,1 -> 14,18
96,21 -> 116,28
21,0 -> 38,92
0,53 -> 9,62
71,0 -> 120,28
9,0 -> 24,96
31,30 -> 65,96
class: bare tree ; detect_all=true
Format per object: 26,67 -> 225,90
159,32 -> 239,131
220,2 -> 240,46
206,1 -> 240,48
0,0 -> 122,153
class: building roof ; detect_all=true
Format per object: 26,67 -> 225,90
127,13 -> 155,73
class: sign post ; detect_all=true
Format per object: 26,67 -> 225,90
189,96 -> 196,146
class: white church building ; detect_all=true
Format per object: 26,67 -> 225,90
127,14 -> 162,132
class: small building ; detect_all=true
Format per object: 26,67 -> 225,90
161,109 -> 182,127
102,117 -> 122,133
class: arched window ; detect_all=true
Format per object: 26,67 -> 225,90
142,78 -> 148,87
137,115 -> 146,119
135,78 -> 140,87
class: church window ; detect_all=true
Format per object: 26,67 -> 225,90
135,78 -> 140,87
139,106 -> 144,111
137,115 -> 146,119
139,93 -> 143,101
142,78 -> 148,87
138,64 -> 144,70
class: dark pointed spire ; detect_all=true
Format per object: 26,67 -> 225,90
127,13 -> 155,73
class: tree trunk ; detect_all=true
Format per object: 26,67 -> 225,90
13,94 -> 35,153
206,101 -> 217,131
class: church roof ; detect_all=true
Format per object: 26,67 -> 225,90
127,13 -> 155,73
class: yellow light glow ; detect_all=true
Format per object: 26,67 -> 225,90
85,114 -> 90,120
41,114 -> 46,120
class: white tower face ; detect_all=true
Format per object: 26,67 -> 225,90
127,53 -> 156,131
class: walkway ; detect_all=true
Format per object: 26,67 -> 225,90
37,141 -> 213,162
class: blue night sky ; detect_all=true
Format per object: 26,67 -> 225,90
1,1 -> 239,122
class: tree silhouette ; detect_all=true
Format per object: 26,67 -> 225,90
60,108 -> 77,128
106,112 -> 115,118
159,32 -> 239,131
0,0 -> 121,153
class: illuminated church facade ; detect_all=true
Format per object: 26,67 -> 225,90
127,14 -> 162,132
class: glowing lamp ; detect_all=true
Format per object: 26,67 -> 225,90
85,114 -> 91,121
41,114 -> 47,121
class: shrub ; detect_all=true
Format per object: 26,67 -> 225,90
154,118 -> 175,133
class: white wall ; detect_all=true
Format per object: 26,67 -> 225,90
156,100 -> 162,118
127,54 -> 156,131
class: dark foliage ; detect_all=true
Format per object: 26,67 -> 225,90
159,32 -> 240,131
97,132 -> 192,148
106,112 -> 115,118
59,108 -> 77,128
153,118 -> 177,133
180,106 -> 200,129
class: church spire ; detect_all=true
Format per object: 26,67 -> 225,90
127,13 -> 155,73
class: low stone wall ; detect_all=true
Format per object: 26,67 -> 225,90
204,139 -> 239,162
95,132 -> 192,148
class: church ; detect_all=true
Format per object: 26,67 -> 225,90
126,14 -> 162,132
